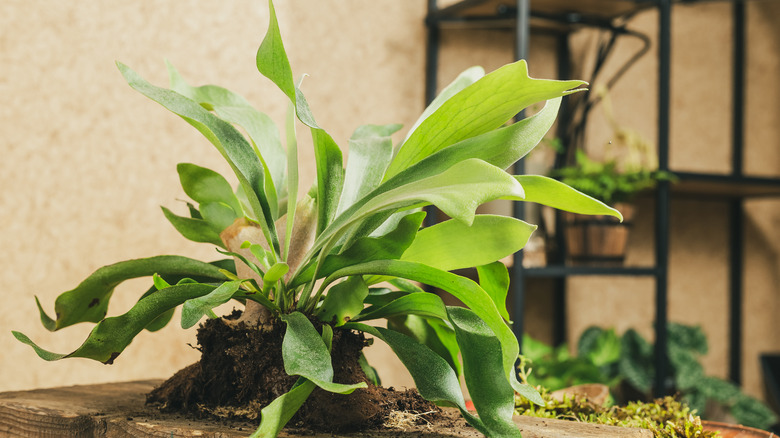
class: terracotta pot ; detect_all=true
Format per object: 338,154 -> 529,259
563,202 -> 635,266
702,420 -> 776,437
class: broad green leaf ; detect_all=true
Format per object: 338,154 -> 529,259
161,207 -> 224,247
152,273 -> 172,291
305,94 -> 563,268
263,262 -> 289,284
515,175 -> 623,220
140,259 -> 236,332
34,297 -> 56,332
577,326 -> 605,357
322,260 -> 520,394
324,97 -> 561,248
361,159 -> 523,227
386,61 -> 584,178
117,62 -> 278,254
300,159 -> 525,278
256,1 -> 317,129
668,322 -> 708,354
246,242 -> 273,271
341,208 -> 420,267
391,97 -> 563,189
339,93 -> 557,244
387,314 -> 462,377
669,346 -> 704,391
251,378 -> 316,438
388,278 -> 425,292
477,262 -> 511,322
320,324 -> 334,350
337,124 -> 399,215
291,211 -> 425,288
401,214 -> 536,272
200,202 -> 240,232
619,329 -> 653,393
176,163 -> 242,215
256,0 -> 295,103
353,292 -> 448,322
283,100 -> 299,260
280,312 -> 366,394
346,323 -> 464,407
363,288 -> 409,307
168,70 -> 286,213
585,328 -> 621,367
144,309 -> 175,332
344,322 -> 489,436
316,276 -> 368,326
448,306 -> 522,437
251,323 -> 334,438
293,87 -> 318,129
402,66 -> 484,144
727,386 -> 778,430
186,201 -> 202,219
280,312 -> 330,377
358,353 -> 381,386
37,256 -> 227,331
15,283 -> 219,363
181,280 -> 242,329
311,129 -> 344,236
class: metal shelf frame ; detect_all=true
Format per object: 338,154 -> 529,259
425,0 -> 770,395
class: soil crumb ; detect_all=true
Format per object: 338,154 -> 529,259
147,310 -> 445,433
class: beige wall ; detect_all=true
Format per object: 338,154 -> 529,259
2,0 -> 778,405
1,1 -> 425,391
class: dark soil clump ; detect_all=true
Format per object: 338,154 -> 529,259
147,310 -> 441,433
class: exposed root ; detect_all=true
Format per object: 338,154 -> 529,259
383,410 -> 437,431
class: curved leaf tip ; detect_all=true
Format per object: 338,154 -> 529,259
12,331 -> 68,362
35,296 -> 56,332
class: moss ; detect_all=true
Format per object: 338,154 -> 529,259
515,388 -> 718,438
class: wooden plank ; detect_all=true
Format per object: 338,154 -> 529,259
513,415 -> 652,438
0,381 -> 652,437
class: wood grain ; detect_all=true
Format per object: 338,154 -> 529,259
0,381 -> 652,437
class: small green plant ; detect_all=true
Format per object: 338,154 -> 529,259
519,327 -> 624,393
553,149 -> 673,205
13,2 -> 621,437
514,387 -> 716,438
521,324 -> 778,431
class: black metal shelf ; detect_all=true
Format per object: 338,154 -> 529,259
428,0 -> 653,23
426,0 -> 778,395
426,0 -> 737,32
428,0 -> 743,23
672,171 -> 780,198
523,265 -> 659,277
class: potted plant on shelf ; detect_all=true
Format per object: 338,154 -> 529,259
519,324 -> 778,434
552,87 -> 674,265
553,150 -> 672,265
11,1 -> 622,436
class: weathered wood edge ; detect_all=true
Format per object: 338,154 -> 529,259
0,380 -> 652,437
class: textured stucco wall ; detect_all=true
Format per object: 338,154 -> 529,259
1,1 -> 425,391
